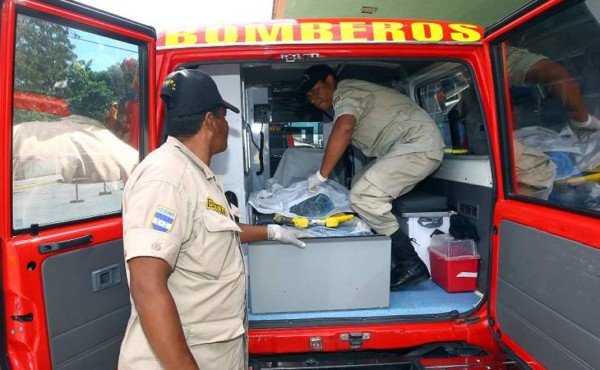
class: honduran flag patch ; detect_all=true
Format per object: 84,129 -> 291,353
151,205 -> 177,232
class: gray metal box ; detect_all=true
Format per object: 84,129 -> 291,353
248,235 -> 391,314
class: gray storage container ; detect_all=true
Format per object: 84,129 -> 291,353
248,235 -> 390,314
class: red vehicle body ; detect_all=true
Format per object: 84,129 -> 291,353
1,0 -> 599,369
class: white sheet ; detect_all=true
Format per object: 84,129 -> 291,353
248,180 -> 352,217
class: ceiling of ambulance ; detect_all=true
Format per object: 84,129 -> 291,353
272,0 -> 531,29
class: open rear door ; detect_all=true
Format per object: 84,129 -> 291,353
0,0 -> 155,369
485,0 -> 600,369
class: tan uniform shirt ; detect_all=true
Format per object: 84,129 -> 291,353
506,46 -> 547,87
333,79 -> 444,159
118,136 -> 245,369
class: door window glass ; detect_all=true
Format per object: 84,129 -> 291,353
12,14 -> 141,231
502,1 -> 600,211
417,65 -> 487,155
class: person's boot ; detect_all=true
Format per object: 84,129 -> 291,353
390,259 -> 430,291
389,228 -> 430,291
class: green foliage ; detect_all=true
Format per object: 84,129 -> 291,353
13,14 -> 133,123
13,109 -> 61,125
14,15 -> 76,94
64,62 -> 116,122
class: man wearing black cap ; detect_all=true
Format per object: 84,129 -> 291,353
118,69 -> 311,370
300,64 -> 445,291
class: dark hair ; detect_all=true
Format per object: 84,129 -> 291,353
166,105 -> 222,138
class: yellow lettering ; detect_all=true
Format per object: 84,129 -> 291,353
448,23 -> 482,42
245,24 -> 294,42
340,22 -> 368,41
411,22 -> 444,41
207,198 -> 227,215
165,31 -> 198,46
300,22 -> 333,41
205,26 -> 238,44
372,22 -> 406,41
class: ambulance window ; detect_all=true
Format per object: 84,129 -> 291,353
501,1 -> 600,212
268,122 -> 323,176
416,66 -> 486,155
11,14 -> 142,231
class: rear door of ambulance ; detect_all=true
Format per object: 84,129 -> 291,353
0,0 -> 156,369
484,0 -> 600,369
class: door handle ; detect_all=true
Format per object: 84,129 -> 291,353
91,263 -> 122,292
38,234 -> 93,254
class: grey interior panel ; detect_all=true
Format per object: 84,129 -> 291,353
42,240 -> 130,370
497,220 -> 600,370
248,236 -> 390,314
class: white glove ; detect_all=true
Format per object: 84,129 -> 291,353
307,171 -> 327,194
571,114 -> 600,130
267,224 -> 313,248
570,115 -> 600,141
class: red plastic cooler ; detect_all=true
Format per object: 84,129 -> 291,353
428,238 -> 480,293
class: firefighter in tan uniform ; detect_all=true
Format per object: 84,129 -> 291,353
505,46 -> 600,198
118,69 -> 311,370
506,45 -> 598,128
300,65 -> 444,291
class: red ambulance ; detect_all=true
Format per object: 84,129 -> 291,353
1,0 -> 599,369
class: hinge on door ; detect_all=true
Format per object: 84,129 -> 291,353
280,53 -> 321,63
340,332 -> 370,349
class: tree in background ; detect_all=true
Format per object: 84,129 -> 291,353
63,60 -> 116,122
14,14 -> 119,123
14,15 -> 76,94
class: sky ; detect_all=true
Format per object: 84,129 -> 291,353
76,0 -> 274,31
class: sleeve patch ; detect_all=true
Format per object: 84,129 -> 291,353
151,205 -> 177,232
333,93 -> 343,107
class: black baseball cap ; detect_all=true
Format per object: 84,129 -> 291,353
160,69 -> 240,118
299,64 -> 336,95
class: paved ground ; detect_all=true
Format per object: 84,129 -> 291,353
13,176 -> 124,230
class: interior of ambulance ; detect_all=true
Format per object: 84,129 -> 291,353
185,58 -> 494,326
184,9 -> 600,323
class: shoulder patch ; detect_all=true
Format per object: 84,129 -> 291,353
333,93 -> 342,107
151,205 -> 177,232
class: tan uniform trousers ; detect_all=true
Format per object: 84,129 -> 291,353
513,140 -> 556,200
190,335 -> 245,370
350,151 -> 442,235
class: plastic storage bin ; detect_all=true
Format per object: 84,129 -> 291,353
428,238 -> 480,292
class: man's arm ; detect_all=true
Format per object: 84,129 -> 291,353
238,224 -> 267,243
128,257 -> 199,370
525,59 -> 588,122
319,114 -> 356,178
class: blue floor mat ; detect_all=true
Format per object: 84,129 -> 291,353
249,279 -> 482,321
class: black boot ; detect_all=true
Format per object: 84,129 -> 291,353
390,259 -> 430,291
389,229 -> 430,291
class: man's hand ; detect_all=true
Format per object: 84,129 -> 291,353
307,171 -> 327,194
570,114 -> 600,141
267,224 -> 313,248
